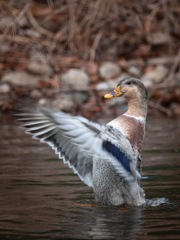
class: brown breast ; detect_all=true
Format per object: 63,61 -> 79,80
107,115 -> 145,151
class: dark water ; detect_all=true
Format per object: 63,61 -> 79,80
0,115 -> 179,240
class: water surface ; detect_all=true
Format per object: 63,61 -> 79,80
0,116 -> 179,239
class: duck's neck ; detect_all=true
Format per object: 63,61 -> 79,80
125,98 -> 147,118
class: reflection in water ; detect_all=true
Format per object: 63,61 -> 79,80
0,116 -> 179,239
85,206 -> 144,239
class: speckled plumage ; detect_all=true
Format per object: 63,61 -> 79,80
15,77 -> 148,207
93,157 -> 145,206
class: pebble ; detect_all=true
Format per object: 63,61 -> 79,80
141,78 -> 153,89
127,66 -> 141,77
147,57 -> 175,65
25,29 -> 41,38
38,92 -> 88,110
51,95 -> 75,111
114,73 -> 131,82
96,80 -> 117,91
26,60 -> 53,76
38,98 -> 47,106
30,89 -> 42,99
61,69 -> 90,90
1,71 -> 40,86
171,103 -> 180,115
147,32 -> 170,45
71,92 -> 89,105
141,65 -> 168,84
96,73 -> 131,91
99,62 -> 121,79
39,95 -> 75,112
0,42 -> 11,54
0,83 -> 11,93
85,61 -> 98,76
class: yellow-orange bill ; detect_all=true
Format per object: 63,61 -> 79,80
104,93 -> 114,98
104,86 -> 123,98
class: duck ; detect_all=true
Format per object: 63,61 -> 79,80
15,77 -> 148,206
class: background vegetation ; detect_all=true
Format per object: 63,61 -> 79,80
0,0 -> 179,118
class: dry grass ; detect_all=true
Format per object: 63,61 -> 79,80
0,0 -> 179,63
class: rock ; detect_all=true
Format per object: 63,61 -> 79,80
141,65 -> 168,84
99,62 -> 121,79
118,59 -> 128,70
127,59 -> 145,68
38,91 -> 88,111
0,83 -> 11,93
147,57 -> 176,65
26,60 -> 53,76
114,73 -> 131,82
0,42 -> 11,54
141,77 -> 153,89
89,75 -> 99,83
30,89 -> 42,99
38,98 -> 47,106
71,93 -> 89,105
96,80 -> 117,91
1,71 -> 40,86
127,66 -> 141,77
51,95 -> 75,111
25,29 -> 41,38
61,69 -> 90,90
171,103 -> 180,115
39,95 -> 75,112
85,61 -> 98,76
147,32 -> 170,45
96,74 -> 131,91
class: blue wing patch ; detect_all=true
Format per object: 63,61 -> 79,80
102,140 -> 131,173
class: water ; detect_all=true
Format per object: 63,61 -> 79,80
0,115 -> 179,240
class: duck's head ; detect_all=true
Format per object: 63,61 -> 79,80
104,77 -> 147,100
104,77 -> 148,116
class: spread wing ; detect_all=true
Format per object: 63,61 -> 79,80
15,104 -> 140,190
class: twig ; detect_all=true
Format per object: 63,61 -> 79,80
164,48 -> 180,83
16,2 -> 31,23
0,34 -> 64,47
90,32 -> 102,62
26,8 -> 53,37
42,6 -> 67,22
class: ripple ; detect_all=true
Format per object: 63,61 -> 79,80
145,197 -> 172,207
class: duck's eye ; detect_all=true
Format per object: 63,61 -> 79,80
126,82 -> 132,85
